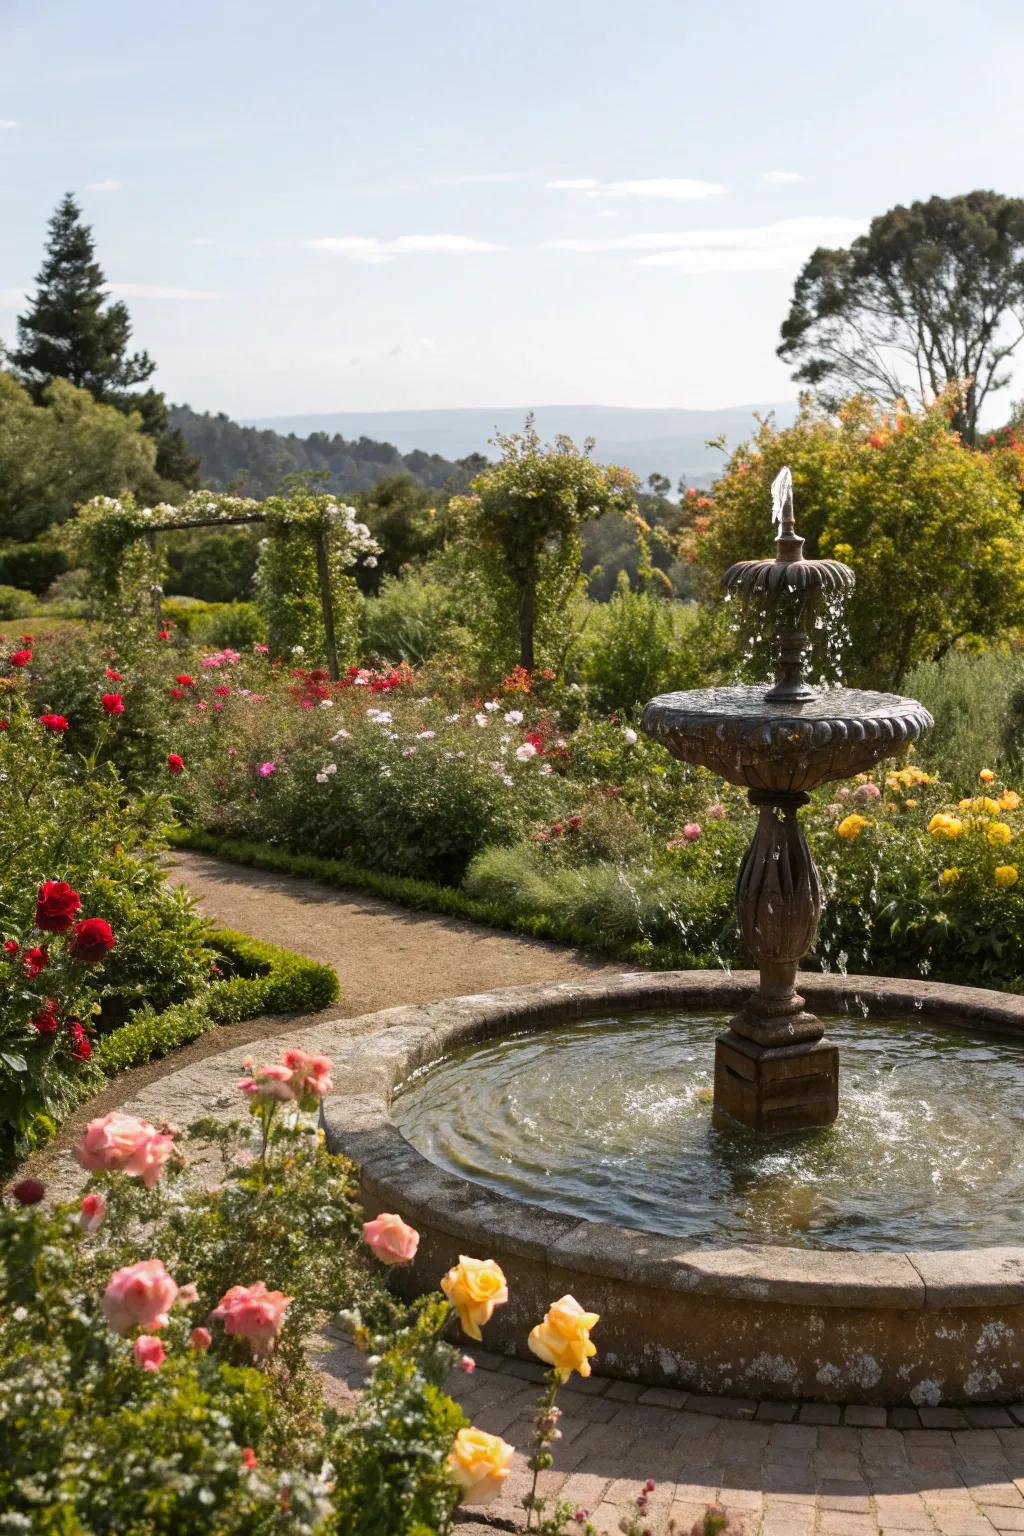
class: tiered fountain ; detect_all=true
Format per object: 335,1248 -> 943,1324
642,468 -> 931,1134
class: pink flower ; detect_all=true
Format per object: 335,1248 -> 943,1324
460,1355 -> 476,1373
854,782 -> 882,801
79,1192 -> 106,1231
257,761 -> 277,778
281,1048 -> 333,1100
74,1113 -> 176,1188
254,643 -> 269,654
707,805 -> 727,821
241,1447 -> 258,1469
210,1281 -> 292,1359
103,1260 -> 180,1335
237,1063 -> 296,1103
362,1212 -> 420,1265
190,1326 -> 212,1352
133,1335 -> 166,1371
682,822 -> 701,841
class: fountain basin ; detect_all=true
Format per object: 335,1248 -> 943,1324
323,972 -> 1024,1406
641,687 -> 933,793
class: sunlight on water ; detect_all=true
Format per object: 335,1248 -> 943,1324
393,1010 -> 1024,1251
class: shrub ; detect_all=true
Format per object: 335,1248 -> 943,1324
0,583 -> 37,619
905,647 -> 1024,786
578,578 -> 702,715
361,568 -> 469,667
0,538 -> 68,594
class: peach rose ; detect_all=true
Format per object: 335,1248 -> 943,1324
362,1212 -> 420,1265
133,1335 -> 166,1371
79,1192 -> 106,1231
237,1064 -> 296,1103
103,1260 -> 180,1335
281,1048 -> 333,1100
74,1112 -> 175,1189
210,1281 -> 292,1359
528,1294 -> 599,1381
440,1256 -> 508,1342
190,1326 -> 212,1352
446,1426 -> 514,1505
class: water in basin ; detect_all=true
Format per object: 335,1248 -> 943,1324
393,1010 -> 1024,1250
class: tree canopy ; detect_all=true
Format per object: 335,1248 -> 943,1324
778,192 -> 1024,444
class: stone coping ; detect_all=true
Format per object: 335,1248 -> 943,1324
320,970 -> 1024,1312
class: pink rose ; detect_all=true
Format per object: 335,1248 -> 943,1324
707,804 -> 727,821
854,782 -> 882,801
103,1259 -> 180,1335
74,1112 -> 175,1189
362,1212 -> 420,1265
210,1282 -> 292,1359
237,1063 -> 296,1103
79,1192 -> 106,1231
133,1335 -> 166,1371
281,1048 -> 333,1100
190,1326 -> 212,1353
682,822 -> 701,842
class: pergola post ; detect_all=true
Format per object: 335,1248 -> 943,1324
313,527 -> 340,682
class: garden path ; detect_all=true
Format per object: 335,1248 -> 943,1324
29,853 -> 1024,1535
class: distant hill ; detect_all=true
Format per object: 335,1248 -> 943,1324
244,402 -> 799,488
169,404 -> 476,499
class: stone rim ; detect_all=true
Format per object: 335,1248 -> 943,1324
321,970 -> 1024,1311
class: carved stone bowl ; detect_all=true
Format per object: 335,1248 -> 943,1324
641,686 -> 933,794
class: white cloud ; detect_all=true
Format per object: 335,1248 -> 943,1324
307,234 -> 502,264
84,178 -> 122,192
546,216 -> 866,273
547,176 -> 724,201
107,283 -> 218,300
762,170 -> 804,184
0,119 -> 19,129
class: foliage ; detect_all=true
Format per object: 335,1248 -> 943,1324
778,191 -> 1024,443
697,394 -> 1024,687
0,536 -> 68,595
353,475 -> 445,592
905,647 -> 1024,789
169,402 -> 473,498
448,419 -> 639,671
164,526 -> 261,603
577,577 -> 702,716
361,569 -> 470,668
0,373 -> 162,541
253,493 -> 378,664
0,583 -> 36,620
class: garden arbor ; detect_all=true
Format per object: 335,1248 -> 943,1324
66,490 -> 380,677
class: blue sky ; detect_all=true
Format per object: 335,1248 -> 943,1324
3,0 -> 1024,420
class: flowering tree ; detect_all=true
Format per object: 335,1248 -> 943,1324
449,421 -> 639,672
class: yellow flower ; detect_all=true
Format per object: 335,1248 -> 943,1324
928,813 -> 964,840
980,768 -> 996,783
940,867 -> 962,885
1000,790 -> 1021,811
995,865 -> 1020,888
446,1427 -> 515,1505
441,1256 -> 509,1342
958,798 -> 974,811
836,814 -> 872,841
987,821 -> 1013,847
905,798 -> 919,808
983,797 -> 1002,817
528,1294 -> 600,1382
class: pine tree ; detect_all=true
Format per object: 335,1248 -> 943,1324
10,193 -> 199,489
11,193 -> 155,401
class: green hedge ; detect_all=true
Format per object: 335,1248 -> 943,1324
168,828 -> 696,969
92,926 -> 338,1077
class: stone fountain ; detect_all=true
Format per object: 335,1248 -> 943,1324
641,468 -> 932,1135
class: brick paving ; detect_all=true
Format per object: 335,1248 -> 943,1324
315,1332 -> 1024,1536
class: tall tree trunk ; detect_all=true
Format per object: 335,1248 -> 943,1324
518,583 -> 535,671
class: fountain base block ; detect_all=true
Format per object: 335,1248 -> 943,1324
713,1029 -> 839,1135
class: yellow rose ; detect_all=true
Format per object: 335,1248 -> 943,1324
528,1294 -> 599,1382
905,798 -> 919,808
928,814 -> 963,840
987,821 -> 1013,847
1001,791 -> 1021,811
983,797 -> 1002,817
446,1427 -> 514,1505
980,768 -> 996,783
940,867 -> 962,885
441,1256 -> 508,1342
995,865 -> 1019,889
836,814 -> 871,841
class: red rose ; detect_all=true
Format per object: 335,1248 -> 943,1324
105,667 -> 123,681
0,720 -> 8,730
22,946 -> 48,978
38,714 -> 69,732
67,1021 -> 92,1061
525,730 -> 544,753
101,693 -> 125,715
169,687 -> 184,699
68,917 -> 116,963
10,649 -> 31,668
31,999 -> 60,1035
11,1178 -> 45,1206
175,675 -> 195,687
35,880 -> 81,932
166,753 -> 185,775
3,939 -> 18,956
158,630 -> 171,641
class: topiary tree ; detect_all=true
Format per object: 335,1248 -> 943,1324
696,394 -> 1024,689
448,419 -> 638,672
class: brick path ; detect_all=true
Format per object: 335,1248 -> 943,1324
316,1331 -> 1024,1536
